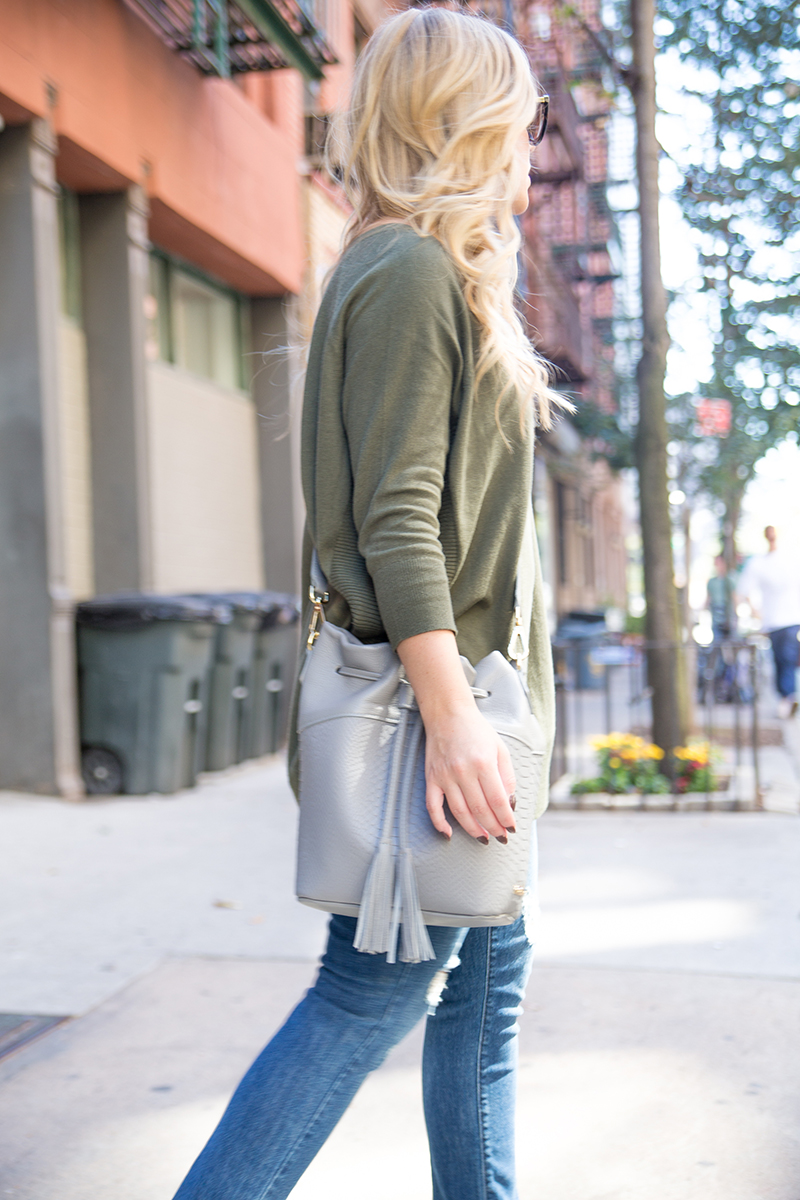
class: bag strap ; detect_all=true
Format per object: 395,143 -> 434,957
310,547 -> 329,599
306,549 -> 329,651
309,548 -> 529,670
507,572 -> 528,671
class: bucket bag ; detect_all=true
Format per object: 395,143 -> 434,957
295,553 -> 546,963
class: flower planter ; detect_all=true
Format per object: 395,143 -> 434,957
549,773 -> 755,812
558,734 -> 749,811
574,791 -> 671,811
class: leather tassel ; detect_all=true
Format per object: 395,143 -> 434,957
354,688 -> 413,956
398,847 -> 435,963
353,837 -> 397,955
385,876 -> 403,965
392,714 -> 434,963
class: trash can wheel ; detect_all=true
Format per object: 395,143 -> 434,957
82,747 -> 124,795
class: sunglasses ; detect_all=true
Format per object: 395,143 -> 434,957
527,95 -> 550,147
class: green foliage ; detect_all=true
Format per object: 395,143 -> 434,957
571,776 -> 608,793
570,399 -> 635,471
657,0 -> 800,535
673,742 -> 718,792
572,733 -> 671,794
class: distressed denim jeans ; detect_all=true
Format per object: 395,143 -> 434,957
173,897 -> 535,1200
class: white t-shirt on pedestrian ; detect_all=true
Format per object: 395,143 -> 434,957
737,551 -> 800,632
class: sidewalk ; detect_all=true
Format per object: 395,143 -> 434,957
0,760 -> 798,1199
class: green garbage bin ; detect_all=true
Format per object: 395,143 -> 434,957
247,594 -> 301,758
192,595 -> 261,771
76,594 -> 220,795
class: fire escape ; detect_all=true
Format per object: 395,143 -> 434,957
519,1 -> 619,402
123,0 -> 337,80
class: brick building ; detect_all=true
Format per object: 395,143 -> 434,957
517,0 -> 628,622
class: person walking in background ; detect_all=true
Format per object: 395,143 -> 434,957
704,553 -> 738,702
737,525 -> 800,717
172,9 -> 560,1199
707,553 -> 737,641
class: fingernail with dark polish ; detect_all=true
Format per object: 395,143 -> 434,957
505,825 -> 517,834
510,795 -> 517,811
495,834 -> 508,845
478,835 -> 489,845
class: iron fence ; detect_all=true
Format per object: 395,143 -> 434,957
550,636 -> 768,810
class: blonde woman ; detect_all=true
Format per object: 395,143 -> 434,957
174,9 -> 558,1198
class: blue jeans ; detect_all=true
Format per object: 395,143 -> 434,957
173,913 -> 534,1200
768,625 -> 800,698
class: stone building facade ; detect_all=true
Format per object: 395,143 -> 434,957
0,0 -> 386,794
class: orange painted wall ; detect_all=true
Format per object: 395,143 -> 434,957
0,0 -> 304,294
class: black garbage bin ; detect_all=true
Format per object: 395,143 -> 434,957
247,594 -> 301,758
76,594 -> 220,795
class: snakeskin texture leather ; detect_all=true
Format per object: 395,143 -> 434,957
296,621 -> 546,928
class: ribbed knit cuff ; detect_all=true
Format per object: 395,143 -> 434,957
369,555 -> 457,649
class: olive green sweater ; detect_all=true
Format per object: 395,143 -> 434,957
289,224 -> 554,809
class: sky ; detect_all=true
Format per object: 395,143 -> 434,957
612,46 -> 799,611
657,50 -> 720,398
739,438 -> 800,556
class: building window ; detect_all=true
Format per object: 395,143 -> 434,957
148,254 -> 172,363
304,112 -> 330,164
58,187 -> 82,323
555,481 -> 568,586
146,252 -> 248,390
581,495 -> 595,589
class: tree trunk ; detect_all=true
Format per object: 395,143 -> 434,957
722,489 -> 743,571
630,0 -> 689,759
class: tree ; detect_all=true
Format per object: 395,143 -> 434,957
658,0 -> 800,558
563,0 -> 690,754
569,401 -> 634,471
629,0 -> 688,755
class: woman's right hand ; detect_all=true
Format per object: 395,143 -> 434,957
422,701 -> 517,840
396,629 -> 516,841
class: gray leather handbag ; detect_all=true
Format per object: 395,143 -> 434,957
296,554 -> 546,964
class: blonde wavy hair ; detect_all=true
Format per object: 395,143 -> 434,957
327,6 -> 567,431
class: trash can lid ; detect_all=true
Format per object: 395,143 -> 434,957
76,593 -> 226,630
564,610 -> 606,625
258,593 -> 301,629
184,591 -> 266,616
556,610 -> 607,639
187,591 -> 301,627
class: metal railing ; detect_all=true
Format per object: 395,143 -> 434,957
550,636 -> 766,810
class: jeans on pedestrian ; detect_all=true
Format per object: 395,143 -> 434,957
173,905 -> 535,1200
768,625 -> 800,698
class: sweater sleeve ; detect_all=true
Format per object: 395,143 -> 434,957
342,237 -> 464,648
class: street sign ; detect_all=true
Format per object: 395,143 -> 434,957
696,397 -> 732,436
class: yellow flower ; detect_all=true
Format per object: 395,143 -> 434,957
609,756 -> 622,769
675,742 -> 710,765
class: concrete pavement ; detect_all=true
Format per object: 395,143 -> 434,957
0,758 -> 327,1015
0,759 -> 798,1199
